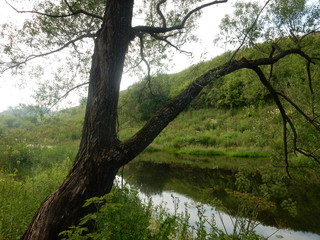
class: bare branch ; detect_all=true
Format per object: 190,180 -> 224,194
124,59 -> 143,74
229,0 -> 272,62
1,33 -> 96,73
300,29 -> 320,42
48,82 -> 89,110
179,0 -> 227,28
306,60 -> 316,116
267,45 -> 276,81
150,33 -> 192,55
156,0 -> 167,28
296,148 -> 320,164
249,58 -> 320,169
5,0 -> 103,20
137,34 -> 159,97
277,92 -> 320,130
138,34 -> 152,84
133,0 -> 227,35
285,112 -> 320,165
248,65 -> 292,178
63,0 -> 103,20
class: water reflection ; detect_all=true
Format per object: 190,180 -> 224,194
140,190 -> 320,240
119,160 -> 320,240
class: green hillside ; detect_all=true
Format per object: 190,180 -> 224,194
117,36 -> 320,167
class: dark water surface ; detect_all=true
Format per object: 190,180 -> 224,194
119,159 -> 320,240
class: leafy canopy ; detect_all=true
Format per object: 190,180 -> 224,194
216,0 -> 320,48
1,0 -> 223,109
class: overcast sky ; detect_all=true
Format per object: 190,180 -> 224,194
0,0 -> 235,112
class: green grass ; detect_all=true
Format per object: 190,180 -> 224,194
135,150 -> 273,173
177,148 -> 225,157
135,106 -> 281,158
0,158 -> 72,239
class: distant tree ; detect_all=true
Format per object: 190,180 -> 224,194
0,0 -> 319,239
8,104 -> 49,121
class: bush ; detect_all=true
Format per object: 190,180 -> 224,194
0,135 -> 35,175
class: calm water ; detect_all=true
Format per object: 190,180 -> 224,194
118,160 -> 320,240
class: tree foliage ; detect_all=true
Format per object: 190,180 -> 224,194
1,0 -> 222,103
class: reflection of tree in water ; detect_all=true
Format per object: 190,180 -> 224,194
122,160 -> 320,234
123,161 -> 172,196
123,161 -> 236,198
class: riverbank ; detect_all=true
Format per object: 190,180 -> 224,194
118,105 -> 318,171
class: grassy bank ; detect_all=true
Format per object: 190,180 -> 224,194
119,104 -> 317,169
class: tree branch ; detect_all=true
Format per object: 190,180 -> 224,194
132,0 -> 227,35
120,48 -> 309,165
306,60 -> 315,116
138,34 -> 152,84
63,0 -> 103,20
5,0 -> 103,20
249,62 -> 320,169
229,0 -> 272,62
276,92 -> 320,130
1,33 -> 96,73
150,33 -> 192,55
248,65 -> 292,178
156,0 -> 167,28
279,96 -> 320,165
296,148 -> 320,164
48,82 -> 89,110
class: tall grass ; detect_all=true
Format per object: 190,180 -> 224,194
140,106 -> 281,159
0,158 -> 71,239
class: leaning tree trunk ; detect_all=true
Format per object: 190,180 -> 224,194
21,1 -> 134,239
21,0 -> 302,238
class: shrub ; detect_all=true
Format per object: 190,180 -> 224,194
0,135 -> 34,175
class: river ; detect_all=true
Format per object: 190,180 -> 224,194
118,159 -> 320,240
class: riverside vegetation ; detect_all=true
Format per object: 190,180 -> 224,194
0,38 -> 319,239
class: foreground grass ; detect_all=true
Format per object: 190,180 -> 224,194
0,158 -> 71,240
60,185 -> 263,240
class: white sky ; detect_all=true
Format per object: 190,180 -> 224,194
0,0 -> 234,112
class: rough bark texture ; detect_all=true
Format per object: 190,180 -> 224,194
21,1 -> 134,239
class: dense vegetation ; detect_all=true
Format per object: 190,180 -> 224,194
0,36 -> 319,239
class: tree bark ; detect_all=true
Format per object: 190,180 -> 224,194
21,1 -> 134,239
20,0 -> 311,237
